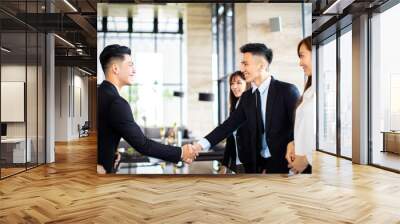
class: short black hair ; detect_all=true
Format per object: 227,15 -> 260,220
99,44 -> 131,72
240,43 -> 273,64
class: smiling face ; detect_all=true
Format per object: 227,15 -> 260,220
110,54 -> 136,86
230,75 -> 247,98
240,52 -> 268,83
298,43 -> 312,76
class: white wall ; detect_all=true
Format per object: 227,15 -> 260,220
55,66 -> 68,141
1,65 -> 28,138
185,4 -> 214,138
1,64 -> 46,163
55,67 -> 89,141
72,73 -> 89,138
235,3 -> 306,91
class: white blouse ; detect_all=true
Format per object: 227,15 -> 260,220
294,85 -> 316,165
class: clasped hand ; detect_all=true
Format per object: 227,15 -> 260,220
181,143 -> 203,164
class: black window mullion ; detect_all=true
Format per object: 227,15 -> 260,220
367,11 -> 373,165
25,0 -> 28,171
316,44 -> 320,151
36,2 -> 39,167
336,31 -> 341,157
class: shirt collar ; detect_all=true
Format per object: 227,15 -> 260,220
251,76 -> 272,94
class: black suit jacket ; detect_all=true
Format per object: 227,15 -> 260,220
221,105 -> 252,172
205,77 -> 300,173
97,80 -> 182,173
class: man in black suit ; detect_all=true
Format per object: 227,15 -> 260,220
97,44 -> 199,174
190,43 -> 300,173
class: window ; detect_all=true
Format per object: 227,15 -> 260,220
339,28 -> 352,158
213,3 -> 235,123
317,36 -> 337,154
98,24 -> 185,128
132,6 -> 154,32
0,1 -> 46,179
370,3 -> 400,171
107,17 -> 128,32
158,7 -> 180,32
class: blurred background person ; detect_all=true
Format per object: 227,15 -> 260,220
219,71 -> 250,174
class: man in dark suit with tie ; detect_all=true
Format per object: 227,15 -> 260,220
97,44 -> 199,174
190,43 -> 300,173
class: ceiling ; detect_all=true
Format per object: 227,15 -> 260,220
311,0 -> 391,43
0,0 -> 97,74
1,0 -> 395,73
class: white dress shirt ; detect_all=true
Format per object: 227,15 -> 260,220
251,77 -> 272,158
293,85 -> 316,165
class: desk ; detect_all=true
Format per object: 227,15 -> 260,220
1,138 -> 31,163
115,140 -> 227,174
118,138 -> 197,148
382,131 -> 400,154
116,160 -> 234,174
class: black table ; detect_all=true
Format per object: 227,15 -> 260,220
115,140 -> 227,174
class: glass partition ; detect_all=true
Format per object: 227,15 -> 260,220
317,36 -> 337,155
0,0 -> 46,179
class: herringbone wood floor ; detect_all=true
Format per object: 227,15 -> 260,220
0,135 -> 399,223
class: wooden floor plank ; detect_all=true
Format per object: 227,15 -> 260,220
0,135 -> 399,223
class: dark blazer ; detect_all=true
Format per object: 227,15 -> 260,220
222,133 -> 239,172
97,80 -> 182,173
205,77 -> 300,173
221,103 -> 252,173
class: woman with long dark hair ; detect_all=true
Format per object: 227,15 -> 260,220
285,36 -> 315,174
219,71 -> 250,174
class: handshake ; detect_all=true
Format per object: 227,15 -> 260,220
180,143 -> 203,164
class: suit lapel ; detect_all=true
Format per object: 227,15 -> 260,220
265,76 -> 276,134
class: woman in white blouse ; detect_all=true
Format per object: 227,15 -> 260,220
285,36 -> 315,174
